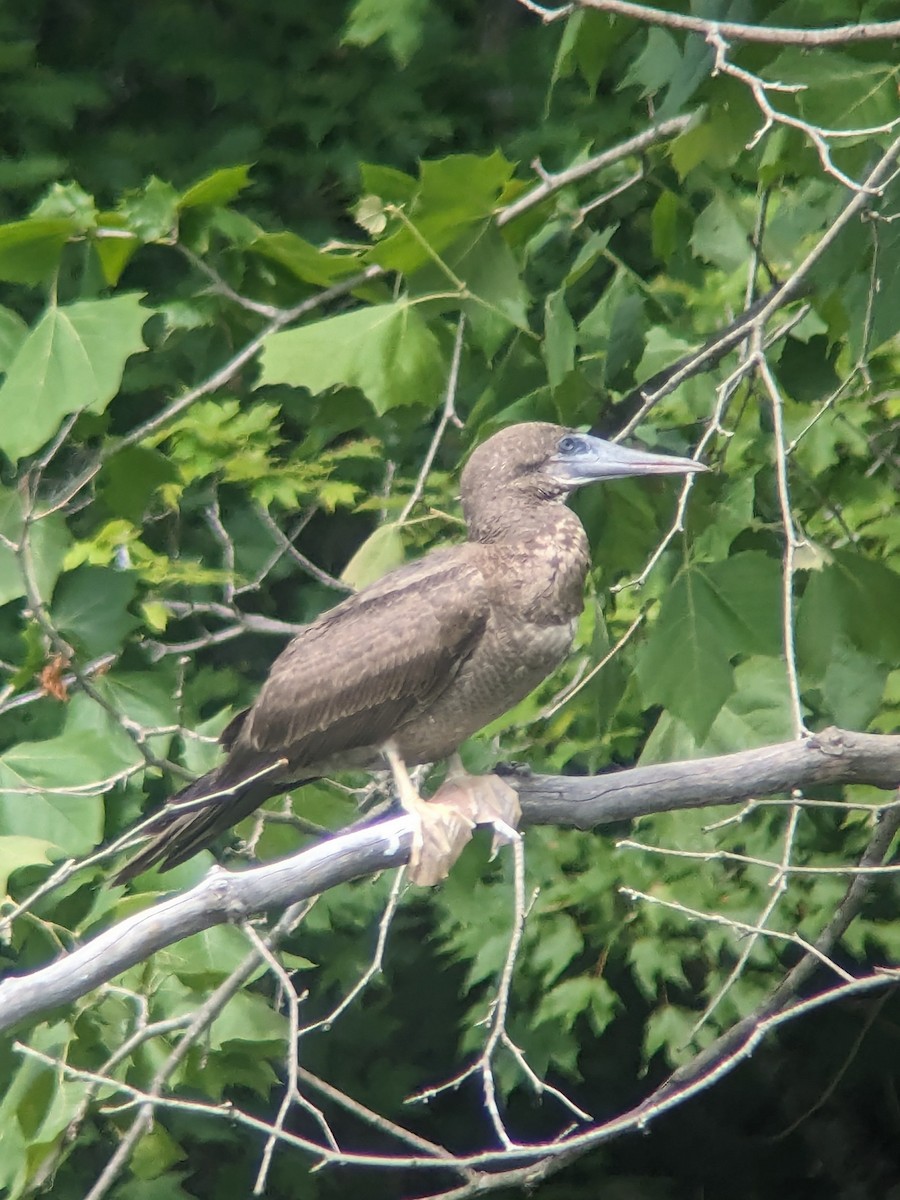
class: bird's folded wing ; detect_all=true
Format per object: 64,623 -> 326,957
235,549 -> 490,768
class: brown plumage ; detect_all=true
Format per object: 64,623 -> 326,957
114,422 -> 703,883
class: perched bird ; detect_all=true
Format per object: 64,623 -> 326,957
114,422 -> 703,885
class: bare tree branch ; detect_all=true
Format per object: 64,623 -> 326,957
408,803 -> 900,1199
511,726 -> 900,826
496,116 -> 692,226
521,1 -> 900,46
0,726 -> 896,1034
600,132 -> 900,439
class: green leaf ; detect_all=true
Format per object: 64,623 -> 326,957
644,1004 -> 699,1065
0,1022 -> 75,1191
118,176 -> 179,242
0,294 -> 148,462
655,27 -> 713,118
651,190 -> 680,263
93,671 -> 179,746
630,937 -> 692,1002
92,216 -> 140,286
0,835 -> 57,893
821,639 -> 887,730
0,488 -> 71,606
636,554 -> 782,741
98,446 -> 180,522
0,217 -> 75,284
574,10 -> 621,93
763,49 -> 898,133
28,1078 -> 94,1186
543,288 -> 577,389
0,305 -> 28,371
776,337 -> 841,406
179,165 -> 253,209
340,524 -> 406,589
579,273 -> 646,386
843,216 -> 900,354
565,227 -> 615,287
359,163 -> 417,207
30,181 -> 98,232
621,27 -> 681,96
832,551 -> 900,661
0,760 -> 106,856
207,990 -> 287,1048
604,285 -> 646,386
342,0 -> 429,66
0,694 -> 140,854
690,195 -> 749,273
529,914 -> 584,988
448,224 -> 530,354
8,695 -> 140,784
258,301 -> 445,415
251,232 -> 363,286
131,1126 -> 186,1181
160,924 -> 270,984
533,975 -> 618,1036
354,194 -> 389,236
368,152 -> 515,273
422,151 -> 514,218
798,552 -> 900,675
642,658 -> 797,762
51,566 -> 140,656
670,83 -> 760,177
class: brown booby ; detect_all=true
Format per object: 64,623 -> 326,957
114,422 -> 703,886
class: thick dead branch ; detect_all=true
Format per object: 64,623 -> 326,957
0,726 -> 896,1034
513,726 -> 900,825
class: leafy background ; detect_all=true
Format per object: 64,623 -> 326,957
0,0 -> 899,1196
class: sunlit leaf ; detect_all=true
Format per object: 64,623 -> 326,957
179,164 -> 253,209
0,217 -> 75,284
340,524 -> 405,588
258,300 -> 444,414
0,294 -> 148,462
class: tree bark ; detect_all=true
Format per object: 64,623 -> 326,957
0,727 -> 896,1034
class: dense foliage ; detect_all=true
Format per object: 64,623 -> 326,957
0,1 -> 899,1197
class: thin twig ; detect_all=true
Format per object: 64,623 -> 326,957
398,315 -> 466,526
498,117 -> 691,226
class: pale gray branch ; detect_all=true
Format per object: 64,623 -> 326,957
513,726 -> 900,825
0,726 -> 896,1034
572,1 -> 900,45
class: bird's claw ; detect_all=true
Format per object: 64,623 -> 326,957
408,802 -> 475,887
407,773 -> 521,886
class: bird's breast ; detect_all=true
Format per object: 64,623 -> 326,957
391,601 -> 579,765
389,523 -> 591,761
304,514 -> 591,771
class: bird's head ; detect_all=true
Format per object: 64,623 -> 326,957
460,422 -> 705,535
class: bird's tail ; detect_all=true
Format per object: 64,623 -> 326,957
112,758 -> 287,885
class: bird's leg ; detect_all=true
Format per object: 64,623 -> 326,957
382,741 -> 476,887
437,753 -> 521,859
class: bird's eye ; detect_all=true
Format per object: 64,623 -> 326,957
558,435 -> 586,456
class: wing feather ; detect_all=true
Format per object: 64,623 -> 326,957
114,549 -> 492,881
235,548 -> 489,768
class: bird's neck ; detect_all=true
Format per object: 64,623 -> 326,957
465,493 -> 578,546
467,500 -> 591,623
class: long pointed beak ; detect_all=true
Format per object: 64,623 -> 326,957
551,435 -> 706,487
